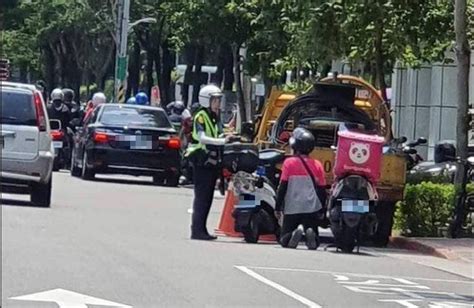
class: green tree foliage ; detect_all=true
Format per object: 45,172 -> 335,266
2,0 -> 459,102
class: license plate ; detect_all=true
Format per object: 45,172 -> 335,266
130,142 -> 152,150
236,194 -> 260,209
341,200 -> 370,213
53,141 -> 63,148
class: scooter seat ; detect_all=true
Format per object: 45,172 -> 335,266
259,149 -> 285,166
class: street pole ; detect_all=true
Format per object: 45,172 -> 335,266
114,0 -> 130,103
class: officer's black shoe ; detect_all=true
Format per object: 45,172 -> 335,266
305,228 -> 319,250
191,233 -> 218,241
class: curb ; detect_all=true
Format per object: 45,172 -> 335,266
389,237 -> 452,260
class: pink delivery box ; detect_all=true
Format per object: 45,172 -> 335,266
334,130 -> 385,182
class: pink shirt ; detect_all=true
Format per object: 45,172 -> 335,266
280,156 -> 326,214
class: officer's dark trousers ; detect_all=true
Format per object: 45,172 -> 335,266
191,165 -> 219,235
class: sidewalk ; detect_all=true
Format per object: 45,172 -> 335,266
390,237 -> 473,262
389,237 -> 474,279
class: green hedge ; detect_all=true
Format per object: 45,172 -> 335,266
394,182 -> 474,237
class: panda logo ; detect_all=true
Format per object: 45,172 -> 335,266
349,142 -> 370,165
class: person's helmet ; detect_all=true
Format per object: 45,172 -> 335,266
172,101 -> 185,114
289,127 -> 315,155
198,84 -> 223,108
91,92 -> 106,107
126,97 -> 137,105
62,88 -> 75,102
50,88 -> 64,101
135,92 -> 149,105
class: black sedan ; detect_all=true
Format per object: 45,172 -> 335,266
70,104 -> 181,186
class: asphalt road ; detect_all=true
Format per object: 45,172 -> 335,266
2,172 -> 473,308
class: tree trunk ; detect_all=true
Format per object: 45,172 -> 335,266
161,40 -> 174,105
192,45 -> 205,104
182,45 -> 196,107
453,0 -> 471,230
232,43 -> 247,123
93,44 -> 114,91
375,11 -> 388,101
455,0 -> 471,174
212,44 -> 225,87
154,45 -> 163,104
145,47 -> 154,95
127,40 -> 141,98
43,45 -> 56,95
223,45 -> 234,91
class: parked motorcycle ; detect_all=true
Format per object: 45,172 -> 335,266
449,156 -> 474,238
222,143 -> 284,243
328,130 -> 385,253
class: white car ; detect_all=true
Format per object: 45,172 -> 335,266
1,82 -> 54,207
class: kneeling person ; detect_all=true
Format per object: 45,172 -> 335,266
275,128 -> 327,250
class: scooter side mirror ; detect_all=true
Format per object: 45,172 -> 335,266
50,119 -> 61,130
417,137 -> 427,145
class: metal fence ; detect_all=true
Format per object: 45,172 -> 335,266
391,54 -> 474,160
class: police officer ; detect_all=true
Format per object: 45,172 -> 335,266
186,85 -> 230,240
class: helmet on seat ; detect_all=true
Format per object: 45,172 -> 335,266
198,85 -> 223,108
289,127 -> 315,155
135,92 -> 149,105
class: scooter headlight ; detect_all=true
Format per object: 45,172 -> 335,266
233,171 -> 256,195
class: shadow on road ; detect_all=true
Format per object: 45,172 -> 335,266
1,198 -> 37,208
92,177 -> 157,187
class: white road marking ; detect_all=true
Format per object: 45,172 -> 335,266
247,266 -> 474,284
379,299 -> 422,308
394,278 -> 419,285
235,266 -> 322,308
10,288 -> 132,308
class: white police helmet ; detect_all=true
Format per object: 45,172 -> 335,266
198,84 -> 223,108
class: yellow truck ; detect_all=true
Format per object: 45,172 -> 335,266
254,75 -> 406,246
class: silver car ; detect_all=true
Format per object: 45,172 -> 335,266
1,82 -> 54,207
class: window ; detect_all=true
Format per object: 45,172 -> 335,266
0,90 -> 36,126
99,106 -> 172,128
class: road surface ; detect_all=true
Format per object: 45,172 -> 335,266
2,172 -> 473,307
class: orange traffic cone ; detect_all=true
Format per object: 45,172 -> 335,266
215,187 -> 242,237
215,185 -> 278,242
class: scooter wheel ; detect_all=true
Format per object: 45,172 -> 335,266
340,224 -> 356,253
243,215 -> 260,244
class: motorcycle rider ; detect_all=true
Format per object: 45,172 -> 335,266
126,97 -> 137,105
135,92 -> 149,105
62,88 -> 82,121
83,92 -> 107,124
167,101 -> 186,123
186,85 -> 233,240
275,127 -> 327,250
47,88 -> 71,131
